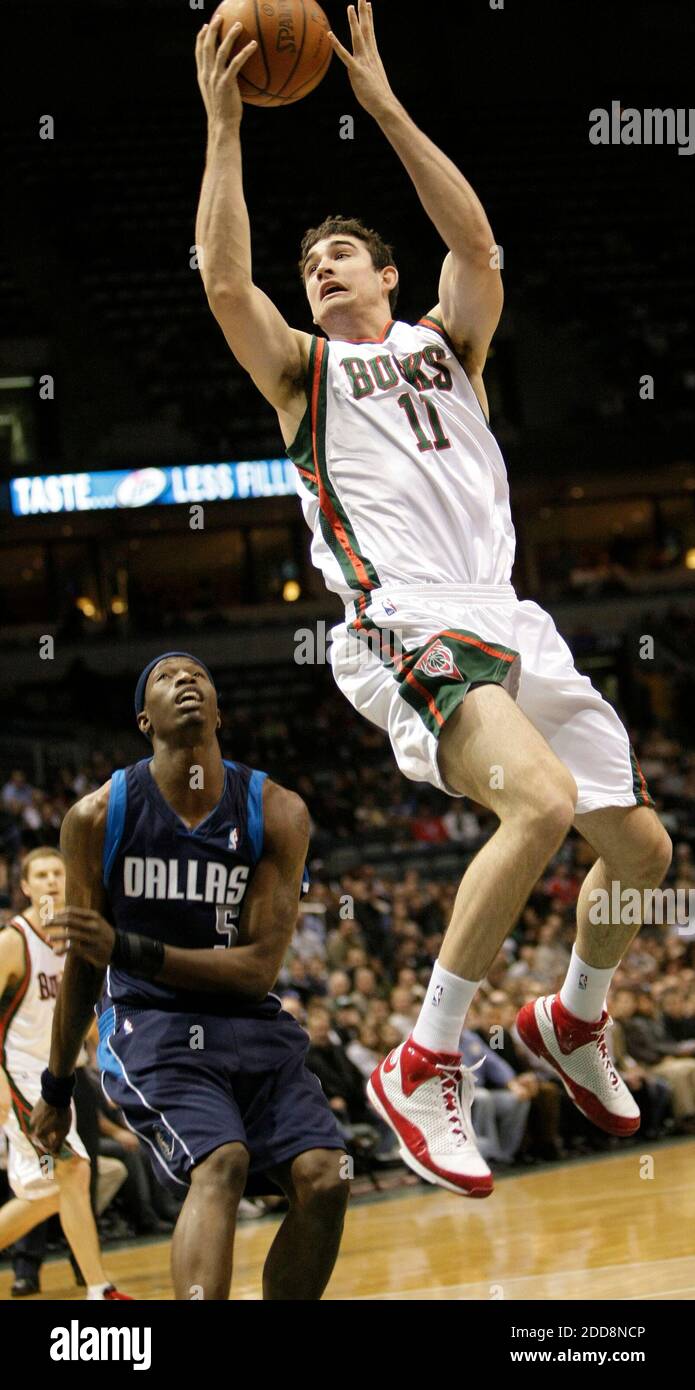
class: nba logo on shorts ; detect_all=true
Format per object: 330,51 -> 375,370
579,972 -> 588,990
382,598 -> 397,616
228,826 -> 239,850
432,984 -> 444,1006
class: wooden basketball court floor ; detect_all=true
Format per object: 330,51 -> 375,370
2,1140 -> 693,1301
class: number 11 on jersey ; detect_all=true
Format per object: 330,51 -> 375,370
397,393 -> 452,453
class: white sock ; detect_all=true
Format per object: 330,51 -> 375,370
411,959 -> 481,1054
87,1282 -> 110,1300
559,947 -> 615,1023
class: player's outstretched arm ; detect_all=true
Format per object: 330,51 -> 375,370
0,925 -> 25,1000
50,793 -> 110,1071
330,2 -> 502,375
195,16 -> 310,417
0,927 -> 26,1124
30,789 -> 110,1152
156,782 -> 310,1000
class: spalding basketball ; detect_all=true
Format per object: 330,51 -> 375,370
215,0 -> 332,107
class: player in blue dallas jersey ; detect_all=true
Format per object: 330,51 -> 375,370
31,651 -> 348,1300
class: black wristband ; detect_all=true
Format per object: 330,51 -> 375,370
111,930 -> 165,981
40,1068 -> 75,1108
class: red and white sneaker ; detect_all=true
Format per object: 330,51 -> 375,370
89,1285 -> 132,1300
367,1037 -> 493,1198
516,994 -> 640,1136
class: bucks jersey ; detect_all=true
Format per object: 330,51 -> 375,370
102,757 -> 276,1017
286,315 -> 516,604
1,914 -> 63,1076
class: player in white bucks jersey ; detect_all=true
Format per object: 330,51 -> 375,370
0,848 -> 128,1299
195,0 -> 672,1195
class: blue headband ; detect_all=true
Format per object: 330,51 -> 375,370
134,651 -> 215,719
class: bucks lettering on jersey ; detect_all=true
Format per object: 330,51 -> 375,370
102,757 -> 275,1016
287,316 -> 516,602
1,915 -> 64,1077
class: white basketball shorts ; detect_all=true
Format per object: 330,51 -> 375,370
329,583 -> 653,816
3,1060 -> 88,1201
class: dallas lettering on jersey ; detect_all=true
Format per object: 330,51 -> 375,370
123,856 -> 249,904
340,344 -> 453,399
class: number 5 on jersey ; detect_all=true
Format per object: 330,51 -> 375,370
215,908 -> 239,949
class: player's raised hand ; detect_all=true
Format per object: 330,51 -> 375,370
195,14 -> 258,128
49,906 -> 116,969
328,1 -> 396,120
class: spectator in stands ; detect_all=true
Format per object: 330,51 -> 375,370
346,878 -> 392,965
291,908 -> 327,963
409,802 -> 449,844
458,1013 -> 531,1166
364,998 -> 390,1030
478,991 -> 564,1159
620,935 -> 661,986
610,991 -> 672,1138
440,804 -> 481,846
615,989 -> 695,1128
305,1006 -> 371,1128
21,792 -> 62,849
388,986 -> 417,1040
660,985 -> 695,1043
326,969 -> 352,1001
532,915 -> 571,988
353,966 -> 381,1004
325,917 -> 366,970
354,791 -> 390,833
379,1022 -> 404,1056
662,939 -> 690,979
541,862 -> 580,907
506,943 -> 538,982
284,956 -> 314,1005
333,1000 -> 365,1044
305,955 -> 329,999
1,771 -> 35,816
346,1020 -> 381,1080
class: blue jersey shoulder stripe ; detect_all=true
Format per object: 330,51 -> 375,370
246,769 -> 267,864
103,769 -> 127,887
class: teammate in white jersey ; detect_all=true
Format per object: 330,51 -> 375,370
0,847 -> 129,1298
194,1 -> 672,1195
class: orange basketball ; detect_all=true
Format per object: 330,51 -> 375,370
215,0 -> 332,107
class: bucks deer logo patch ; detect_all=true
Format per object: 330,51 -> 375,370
414,639 -> 463,680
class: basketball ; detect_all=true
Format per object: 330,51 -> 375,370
215,0 -> 332,107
